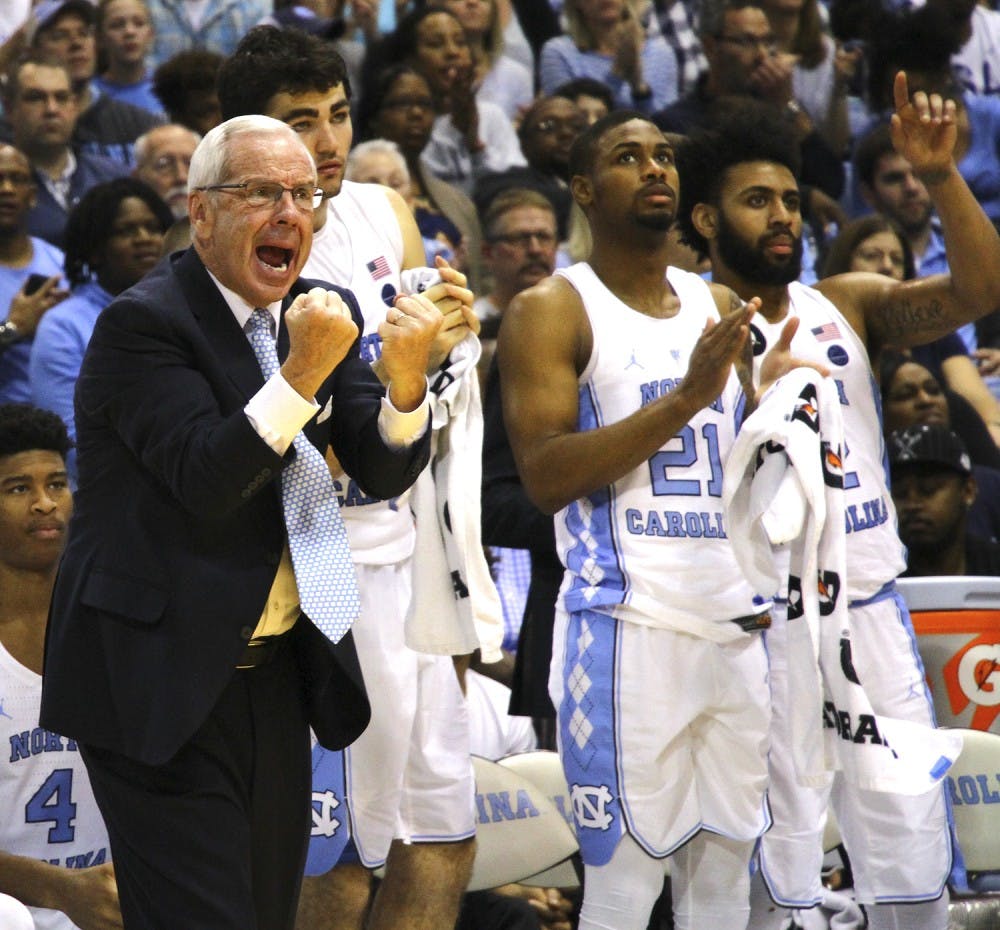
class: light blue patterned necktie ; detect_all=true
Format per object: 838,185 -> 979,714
247,308 -> 360,642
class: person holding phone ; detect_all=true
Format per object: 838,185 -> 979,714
0,145 -> 68,403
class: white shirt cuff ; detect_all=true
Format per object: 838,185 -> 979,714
379,378 -> 430,448
245,372 -> 319,455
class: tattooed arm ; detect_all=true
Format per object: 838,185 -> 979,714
817,73 -> 1000,358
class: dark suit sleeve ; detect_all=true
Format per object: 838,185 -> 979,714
76,296 -> 286,518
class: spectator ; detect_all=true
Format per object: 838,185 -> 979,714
144,0 -> 269,67
131,122 -> 199,219
823,211 -> 1000,447
881,352 -> 1000,542
28,0 -> 163,165
889,423 -> 1000,575
478,187 -> 562,748
474,95 -> 583,242
376,6 -> 526,195
151,49 -> 224,137
757,0 -> 857,155
357,62 -> 486,293
654,0 -> 845,202
94,0 -> 165,117
0,143 -> 68,404
649,0 -> 708,97
431,0 -> 534,120
552,76 -> 614,126
30,177 -> 172,480
0,403 -> 122,930
2,56 -> 127,250
539,0 -> 679,113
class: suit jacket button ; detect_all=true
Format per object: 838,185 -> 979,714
241,489 -> 252,498
239,625 -> 255,639
261,467 -> 271,478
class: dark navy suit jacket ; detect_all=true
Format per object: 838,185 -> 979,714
40,247 -> 430,765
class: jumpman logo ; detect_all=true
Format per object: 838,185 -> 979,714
0,699 -> 11,720
625,349 -> 644,370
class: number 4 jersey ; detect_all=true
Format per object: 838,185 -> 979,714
0,639 -> 110,930
554,262 -> 767,639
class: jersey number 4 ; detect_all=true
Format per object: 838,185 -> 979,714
25,768 -> 77,843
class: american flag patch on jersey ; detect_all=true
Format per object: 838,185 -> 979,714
367,256 -> 391,280
811,322 -> 841,342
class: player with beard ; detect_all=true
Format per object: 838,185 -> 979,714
676,80 -> 1000,930
499,109 -> 810,930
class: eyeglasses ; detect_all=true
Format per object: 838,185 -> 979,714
716,34 -> 778,54
147,154 -> 191,175
196,181 -> 323,212
530,117 -> 587,135
491,231 -> 557,248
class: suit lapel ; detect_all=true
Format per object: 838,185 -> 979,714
173,249 -> 266,402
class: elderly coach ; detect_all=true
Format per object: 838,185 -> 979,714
39,115 -> 440,930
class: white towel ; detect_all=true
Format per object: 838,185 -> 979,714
724,369 -> 961,794
406,331 -> 505,662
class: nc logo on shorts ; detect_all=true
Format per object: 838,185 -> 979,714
311,790 -> 342,838
570,783 -> 614,831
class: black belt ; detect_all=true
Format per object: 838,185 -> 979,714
732,611 -> 771,633
236,634 -> 288,669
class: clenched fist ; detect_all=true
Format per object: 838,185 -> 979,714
281,287 -> 359,400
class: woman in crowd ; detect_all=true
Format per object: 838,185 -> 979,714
373,6 -> 525,195
431,0 -> 533,120
538,0 -> 678,113
29,178 -> 172,480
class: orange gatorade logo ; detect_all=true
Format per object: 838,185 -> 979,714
942,635 -> 1000,730
911,610 -> 1000,731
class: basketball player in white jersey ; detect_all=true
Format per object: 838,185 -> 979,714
217,27 -> 483,930
0,404 -> 121,930
677,76 -> 1000,930
498,110 -> 812,930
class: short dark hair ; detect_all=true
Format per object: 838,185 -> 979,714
567,109 -> 651,182
64,178 -> 173,285
152,49 -> 224,122
552,77 -> 615,113
354,62 -> 427,143
852,121 -> 895,190
0,404 -> 71,459
865,5 -> 964,112
699,0 -> 763,38
675,101 -> 801,256
217,25 -> 352,121
2,53 -> 72,106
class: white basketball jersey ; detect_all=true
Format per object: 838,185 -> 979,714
0,641 -> 110,930
750,283 -> 906,598
554,262 -> 765,633
304,180 -> 413,564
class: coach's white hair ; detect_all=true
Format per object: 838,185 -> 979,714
187,115 -> 315,192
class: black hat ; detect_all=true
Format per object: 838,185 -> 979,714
888,424 -> 972,476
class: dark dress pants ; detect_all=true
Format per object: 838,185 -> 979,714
81,638 -> 312,930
